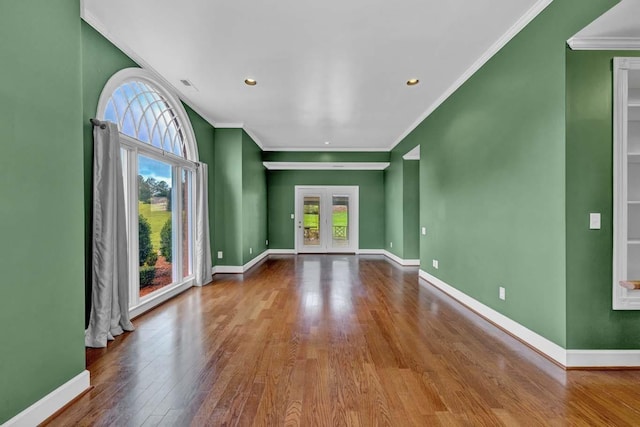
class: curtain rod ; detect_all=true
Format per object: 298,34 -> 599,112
90,118 -> 107,129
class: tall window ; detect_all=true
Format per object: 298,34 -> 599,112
98,68 -> 198,308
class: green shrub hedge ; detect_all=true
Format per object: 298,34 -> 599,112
160,218 -> 172,262
139,214 -> 153,266
139,265 -> 156,287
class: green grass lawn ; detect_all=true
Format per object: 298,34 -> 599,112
304,214 -> 319,228
139,201 -> 171,251
333,211 -> 347,227
303,211 -> 348,228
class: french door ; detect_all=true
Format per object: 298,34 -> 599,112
295,186 -> 359,253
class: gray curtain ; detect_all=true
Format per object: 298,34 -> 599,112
194,162 -> 212,286
85,122 -> 134,348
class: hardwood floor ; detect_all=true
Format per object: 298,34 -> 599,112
48,255 -> 640,426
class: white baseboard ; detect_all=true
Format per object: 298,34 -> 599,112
130,279 -> 194,319
214,248 -> 418,275
356,249 -> 419,266
212,265 -> 244,274
356,249 -> 384,255
418,270 -> 567,366
267,249 -> 296,255
212,249 -> 270,275
4,370 -> 90,427
566,350 -> 640,368
383,250 -> 420,266
242,250 -> 270,271
418,270 -> 640,368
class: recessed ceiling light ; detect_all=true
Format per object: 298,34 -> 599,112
244,78 -> 257,86
324,141 -> 330,145
406,78 -> 420,86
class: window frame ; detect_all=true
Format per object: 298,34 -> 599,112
97,68 -> 199,315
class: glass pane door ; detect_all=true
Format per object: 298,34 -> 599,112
331,195 -> 350,247
303,195 -> 322,247
138,154 -> 173,298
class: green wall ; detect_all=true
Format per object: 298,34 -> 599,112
403,160 -> 420,259
242,131 -> 268,264
566,49 -> 640,349
81,22 -> 216,314
214,129 -> 244,266
267,170 -> 385,250
402,0 -> 617,347
385,150 -> 405,257
0,1 -> 85,423
385,141 -> 420,260
212,129 -> 267,266
187,108 -> 216,269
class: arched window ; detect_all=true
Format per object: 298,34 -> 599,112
98,68 -> 198,160
97,68 -> 198,312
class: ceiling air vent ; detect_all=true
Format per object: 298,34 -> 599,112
179,79 -> 198,91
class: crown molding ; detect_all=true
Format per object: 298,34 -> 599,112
403,145 -> 420,160
214,125 -> 266,150
242,127 -> 266,150
263,162 -> 390,170
567,36 -> 640,50
214,123 -> 244,128
387,0 -> 553,151
261,146 -> 390,152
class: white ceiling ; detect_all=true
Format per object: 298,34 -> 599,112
82,0 -> 551,151
572,0 -> 640,39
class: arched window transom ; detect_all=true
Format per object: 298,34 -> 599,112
104,80 -> 186,158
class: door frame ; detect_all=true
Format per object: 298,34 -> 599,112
294,185 -> 359,254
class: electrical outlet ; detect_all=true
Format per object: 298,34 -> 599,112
422,227 -> 427,235
589,213 -> 601,230
266,240 -> 269,246
290,213 -> 294,219
499,286 -> 506,301
432,259 -> 438,269
217,251 -> 223,259
390,242 -> 393,248
249,247 -> 253,254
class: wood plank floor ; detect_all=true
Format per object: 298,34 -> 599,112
48,255 -> 640,426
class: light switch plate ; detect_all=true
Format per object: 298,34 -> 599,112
421,227 -> 427,235
589,213 -> 601,230
290,213 -> 295,219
